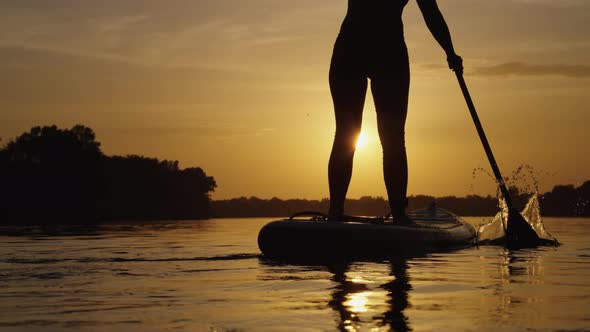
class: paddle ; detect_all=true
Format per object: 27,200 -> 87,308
455,72 -> 540,248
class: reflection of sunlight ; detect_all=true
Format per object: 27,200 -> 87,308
355,131 -> 368,149
343,321 -> 355,331
345,291 -> 371,313
351,277 -> 366,284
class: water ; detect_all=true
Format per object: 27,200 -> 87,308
1,218 -> 589,332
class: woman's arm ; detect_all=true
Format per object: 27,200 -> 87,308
416,0 -> 463,73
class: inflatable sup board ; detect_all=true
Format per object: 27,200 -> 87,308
258,206 -> 476,260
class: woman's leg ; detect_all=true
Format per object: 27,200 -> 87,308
370,59 -> 410,218
328,57 -> 367,217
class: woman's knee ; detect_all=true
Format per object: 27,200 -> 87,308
380,131 -> 406,155
333,127 -> 361,153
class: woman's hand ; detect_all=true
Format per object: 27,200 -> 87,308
447,53 -> 463,74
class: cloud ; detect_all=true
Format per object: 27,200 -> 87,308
110,125 -> 277,141
0,46 -> 260,107
474,62 -> 590,78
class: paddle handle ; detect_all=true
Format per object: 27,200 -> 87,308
455,72 -> 513,208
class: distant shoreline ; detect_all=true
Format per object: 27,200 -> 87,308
211,184 -> 590,218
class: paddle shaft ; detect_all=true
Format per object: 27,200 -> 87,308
455,72 -> 514,208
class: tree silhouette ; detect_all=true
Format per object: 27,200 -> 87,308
0,125 -> 216,224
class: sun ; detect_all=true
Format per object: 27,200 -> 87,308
356,131 -> 369,149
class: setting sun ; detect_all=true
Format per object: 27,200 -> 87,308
356,131 -> 369,149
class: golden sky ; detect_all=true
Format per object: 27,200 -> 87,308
1,1 -> 589,199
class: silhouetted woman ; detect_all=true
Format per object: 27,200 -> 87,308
328,0 -> 463,222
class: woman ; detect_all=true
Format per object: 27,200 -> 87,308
328,0 -> 463,223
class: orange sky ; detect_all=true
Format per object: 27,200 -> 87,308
0,1 -> 589,199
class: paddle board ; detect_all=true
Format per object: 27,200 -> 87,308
258,207 -> 476,260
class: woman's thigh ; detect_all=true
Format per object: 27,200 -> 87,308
329,37 -> 369,133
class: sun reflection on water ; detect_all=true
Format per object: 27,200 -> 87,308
345,291 -> 372,313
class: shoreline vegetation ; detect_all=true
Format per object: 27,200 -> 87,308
0,125 -> 216,224
211,183 -> 590,218
1,125 -> 588,224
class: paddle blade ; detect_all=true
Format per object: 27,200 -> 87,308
505,209 -> 540,248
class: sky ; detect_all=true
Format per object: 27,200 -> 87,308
0,0 -> 589,200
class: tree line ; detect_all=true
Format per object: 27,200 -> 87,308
212,182 -> 590,218
1,125 -> 587,224
0,125 -> 216,224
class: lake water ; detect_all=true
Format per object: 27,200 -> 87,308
0,217 -> 589,332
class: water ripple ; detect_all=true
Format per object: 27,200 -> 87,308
1,253 -> 260,265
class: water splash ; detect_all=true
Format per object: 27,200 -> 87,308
477,193 -> 559,245
474,164 -> 559,245
469,167 -> 495,195
508,164 -> 540,194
